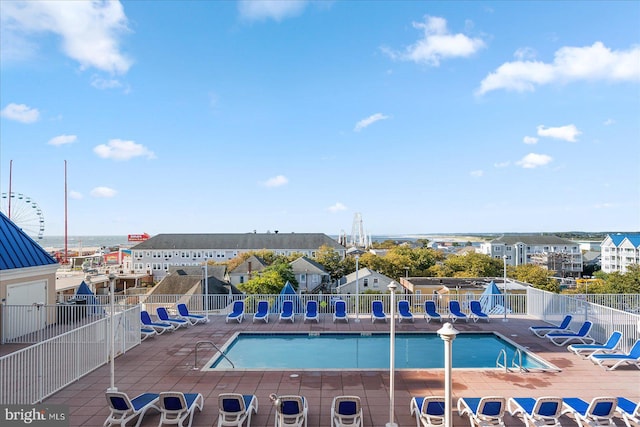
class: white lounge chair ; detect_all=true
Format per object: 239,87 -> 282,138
104,391 -> 159,427
398,300 -> 414,323
331,395 -> 363,427
469,300 -> 490,323
253,300 -> 269,323
158,391 -> 204,427
371,300 -> 387,323
410,396 -> 445,427
217,393 -> 258,427
546,321 -> 594,346
508,396 -> 563,427
423,301 -> 443,323
616,397 -> 639,427
448,301 -> 468,323
157,307 -> 190,329
457,396 -> 506,427
141,327 -> 157,341
304,300 -> 319,323
279,300 -> 295,323
333,300 -> 348,323
176,303 -> 207,325
226,300 -> 245,323
561,397 -> 617,427
529,315 -> 573,338
272,394 -> 308,427
589,339 -> 640,370
141,310 -> 174,334
568,331 -> 622,358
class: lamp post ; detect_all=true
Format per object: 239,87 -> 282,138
108,273 -> 117,392
355,255 -> 360,323
203,260 -> 210,323
386,281 -> 398,427
438,322 -> 459,427
502,255 -> 508,322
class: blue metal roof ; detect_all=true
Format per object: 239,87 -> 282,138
0,211 -> 58,270
608,233 -> 640,248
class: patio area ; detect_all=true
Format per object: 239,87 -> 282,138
42,313 -> 638,426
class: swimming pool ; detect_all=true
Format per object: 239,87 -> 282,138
205,332 -> 555,370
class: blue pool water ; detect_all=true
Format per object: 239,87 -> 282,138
207,332 -> 551,370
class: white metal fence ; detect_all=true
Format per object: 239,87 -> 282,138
0,305 -> 140,404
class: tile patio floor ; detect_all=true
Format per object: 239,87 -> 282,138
40,314 -> 639,426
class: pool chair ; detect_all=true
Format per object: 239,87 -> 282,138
226,300 -> 245,324
616,397 -> 640,427
410,396 -> 445,427
217,393 -> 258,427
546,321 -> 594,346
423,301 -> 443,323
304,300 -> 319,323
141,310 -> 174,334
141,327 -> 157,341
469,300 -> 490,323
176,303 -> 207,325
105,391 -> 159,427
457,396 -> 506,427
157,307 -> 190,329
331,395 -> 363,427
398,300 -> 414,323
568,331 -> 622,359
589,339 -> 640,371
508,396 -> 563,427
561,397 -> 618,427
529,315 -> 573,338
253,300 -> 269,323
158,391 -> 204,427
333,300 -> 348,323
271,394 -> 308,427
448,300 -> 468,323
371,300 -> 387,323
279,300 -> 295,323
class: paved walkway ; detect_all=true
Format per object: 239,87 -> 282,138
42,314 -> 638,426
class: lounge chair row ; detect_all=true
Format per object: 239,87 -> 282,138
105,390 -> 203,427
140,304 -> 207,338
413,395 -> 639,427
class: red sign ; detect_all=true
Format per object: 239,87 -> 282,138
128,233 -> 150,242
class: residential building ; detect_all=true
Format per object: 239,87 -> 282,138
227,255 -> 267,286
131,232 -> 345,281
290,256 -> 330,293
600,233 -> 640,273
336,268 -> 396,294
480,234 -> 583,277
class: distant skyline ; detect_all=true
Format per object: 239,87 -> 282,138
1,1 -> 639,237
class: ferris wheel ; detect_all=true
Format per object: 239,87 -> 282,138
0,192 -> 45,240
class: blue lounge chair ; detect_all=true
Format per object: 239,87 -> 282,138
423,301 -> 443,323
157,307 -> 189,329
253,300 -> 269,323
105,391 -> 159,427
589,339 -> 640,371
176,303 -> 207,325
448,300 -> 468,323
616,397 -> 639,427
561,397 -> 617,427
568,331 -> 622,358
457,396 -> 506,427
279,300 -> 295,323
469,300 -> 490,323
508,396 -> 563,427
410,396 -> 445,427
371,300 -> 387,323
141,310 -> 174,334
546,321 -> 594,346
217,393 -> 258,427
226,300 -> 245,323
331,395 -> 363,427
398,300 -> 414,323
529,315 -> 573,338
272,394 -> 308,427
158,391 -> 204,427
333,300 -> 348,323
141,327 -> 156,341
304,300 -> 319,323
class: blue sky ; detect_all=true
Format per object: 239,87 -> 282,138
1,1 -> 639,238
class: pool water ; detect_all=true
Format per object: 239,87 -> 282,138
207,332 -> 551,370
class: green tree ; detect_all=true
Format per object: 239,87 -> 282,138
314,245 -> 344,281
443,252 -> 501,277
237,261 -> 297,294
511,264 -> 559,292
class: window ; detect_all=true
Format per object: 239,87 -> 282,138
373,278 -> 378,284
363,278 -> 369,287
301,274 -> 307,283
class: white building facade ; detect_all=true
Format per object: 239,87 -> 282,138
600,233 -> 640,273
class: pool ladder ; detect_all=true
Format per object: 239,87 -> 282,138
496,348 -> 528,373
194,340 -> 235,369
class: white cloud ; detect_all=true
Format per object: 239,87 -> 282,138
477,42 -> 640,95
382,16 -> 485,66
93,139 -> 156,161
1,103 -> 40,123
1,0 -> 132,74
48,134 -> 77,146
494,161 -> 510,168
514,47 -> 537,61
354,113 -> 389,132
523,136 -> 538,145
327,202 -> 347,213
470,170 -> 484,177
90,75 -> 123,90
261,175 -> 288,188
90,186 -> 117,198
603,118 -> 615,126
69,191 -> 83,200
238,0 -> 307,22
516,153 -> 553,169
537,124 -> 581,142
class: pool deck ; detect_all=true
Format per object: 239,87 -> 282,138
41,314 -> 639,426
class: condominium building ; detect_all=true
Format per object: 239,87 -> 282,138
600,233 -> 640,273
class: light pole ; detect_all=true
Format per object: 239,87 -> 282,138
386,281 -> 398,427
108,273 -> 117,392
502,255 -> 508,322
438,322 -> 459,427
203,261 -> 210,323
355,255 -> 360,323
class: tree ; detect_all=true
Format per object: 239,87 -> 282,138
314,245 -> 344,281
442,252 -> 501,277
511,264 -> 559,292
237,261 -> 297,294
